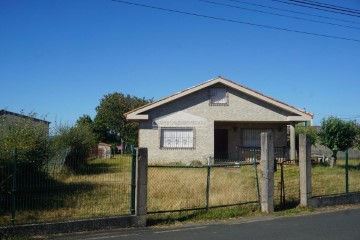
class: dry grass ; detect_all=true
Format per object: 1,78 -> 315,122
147,165 -> 259,213
0,155 -> 132,226
312,159 -> 360,196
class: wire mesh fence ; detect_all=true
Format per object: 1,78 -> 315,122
0,149 -> 133,226
147,163 -> 260,214
312,157 -> 360,197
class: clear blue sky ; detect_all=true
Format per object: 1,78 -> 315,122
1,0 -> 359,127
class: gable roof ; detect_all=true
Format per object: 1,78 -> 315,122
125,76 -> 314,122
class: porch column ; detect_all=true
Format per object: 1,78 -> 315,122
290,122 -> 296,160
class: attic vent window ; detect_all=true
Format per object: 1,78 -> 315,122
209,87 -> 228,106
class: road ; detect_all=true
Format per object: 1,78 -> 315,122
51,208 -> 360,240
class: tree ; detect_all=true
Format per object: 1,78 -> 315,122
94,93 -> 150,145
295,124 -> 318,146
319,116 -> 358,166
76,114 -> 93,127
356,125 -> 360,150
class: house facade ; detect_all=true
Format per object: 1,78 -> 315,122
125,77 -> 313,164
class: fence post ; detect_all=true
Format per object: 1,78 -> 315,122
345,149 -> 349,193
299,134 -> 312,207
253,149 -> 261,209
260,132 -> 274,214
206,166 -> 211,211
133,148 -> 148,227
11,148 -> 17,226
130,145 -> 136,215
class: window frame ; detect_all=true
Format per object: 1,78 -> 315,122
159,127 -> 196,150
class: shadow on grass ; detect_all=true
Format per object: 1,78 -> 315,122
72,162 -> 119,175
66,156 -> 131,176
1,169 -> 96,214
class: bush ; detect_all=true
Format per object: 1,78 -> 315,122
51,124 -> 96,172
0,112 -> 50,174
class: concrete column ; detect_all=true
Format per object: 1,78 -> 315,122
134,148 -> 148,227
289,122 -> 296,160
261,132 -> 274,214
299,134 -> 312,207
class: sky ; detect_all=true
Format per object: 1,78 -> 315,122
1,0 -> 360,127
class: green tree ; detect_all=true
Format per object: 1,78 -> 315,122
295,124 -> 318,147
355,124 -> 360,150
319,116 -> 358,166
51,123 -> 96,172
76,114 -> 93,127
94,93 -> 150,145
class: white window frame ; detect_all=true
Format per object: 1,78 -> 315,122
160,127 -> 195,149
209,87 -> 228,106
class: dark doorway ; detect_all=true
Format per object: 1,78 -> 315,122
214,129 -> 228,159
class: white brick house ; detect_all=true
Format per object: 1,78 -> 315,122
125,77 -> 313,164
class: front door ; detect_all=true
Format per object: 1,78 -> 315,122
214,129 -> 228,160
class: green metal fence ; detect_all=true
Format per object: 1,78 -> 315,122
0,148 -> 134,226
312,151 -> 360,197
147,162 -> 260,214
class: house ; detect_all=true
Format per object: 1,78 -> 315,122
125,77 -> 313,164
0,109 -> 50,134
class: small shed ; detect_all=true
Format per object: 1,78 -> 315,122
98,143 -> 112,159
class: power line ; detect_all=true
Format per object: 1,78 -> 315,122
287,0 -> 360,15
297,0 -> 360,13
227,0 -> 360,25
199,0 -> 360,30
110,0 -> 360,43
272,0 -> 360,18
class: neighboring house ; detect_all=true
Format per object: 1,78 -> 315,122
0,109 -> 50,134
125,77 -> 313,164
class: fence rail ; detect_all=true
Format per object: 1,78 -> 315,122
0,149 -> 133,226
147,162 -> 260,214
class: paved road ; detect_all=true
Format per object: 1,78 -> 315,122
51,208 -> 360,240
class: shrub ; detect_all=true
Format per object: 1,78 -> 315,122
0,112 -> 50,174
51,123 -> 96,172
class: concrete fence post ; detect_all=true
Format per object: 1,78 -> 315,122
261,132 -> 274,214
299,134 -> 312,207
133,148 -> 148,227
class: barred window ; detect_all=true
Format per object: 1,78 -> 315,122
243,129 -> 272,147
209,87 -> 228,106
160,128 -> 195,149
